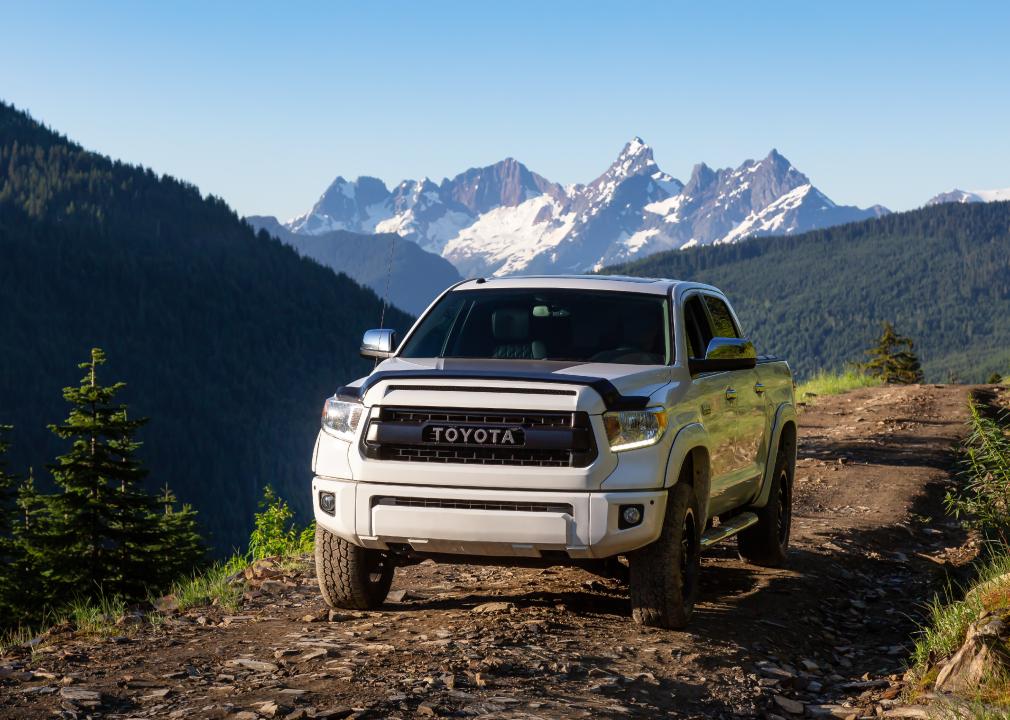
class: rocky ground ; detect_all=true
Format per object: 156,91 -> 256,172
1,384 -> 999,720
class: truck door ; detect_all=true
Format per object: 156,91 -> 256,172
683,295 -> 745,516
702,294 -> 768,486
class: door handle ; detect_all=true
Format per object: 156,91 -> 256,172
754,382 -> 766,395
725,387 -> 738,401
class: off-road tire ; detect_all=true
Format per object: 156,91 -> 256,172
315,524 -> 395,610
737,446 -> 793,567
628,481 -> 701,629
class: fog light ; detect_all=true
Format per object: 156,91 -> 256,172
619,504 -> 644,529
318,491 -> 336,516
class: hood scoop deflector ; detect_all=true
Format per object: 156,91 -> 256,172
338,367 -> 649,411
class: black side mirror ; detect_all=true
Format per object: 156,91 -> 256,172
688,337 -> 757,375
360,328 -> 398,359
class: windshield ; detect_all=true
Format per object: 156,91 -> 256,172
400,288 -> 671,365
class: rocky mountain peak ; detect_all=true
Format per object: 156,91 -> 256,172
441,158 -> 562,214
684,162 -> 717,196
606,137 -> 658,179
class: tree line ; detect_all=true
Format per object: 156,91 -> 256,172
605,200 -> 1010,383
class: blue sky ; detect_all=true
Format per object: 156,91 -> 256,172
3,1 -> 1009,219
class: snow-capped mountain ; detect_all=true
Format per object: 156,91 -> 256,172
285,140 -> 888,276
927,187 -> 1010,205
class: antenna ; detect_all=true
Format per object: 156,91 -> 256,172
378,232 -> 396,329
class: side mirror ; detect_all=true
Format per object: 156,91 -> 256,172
360,328 -> 398,359
688,337 -> 757,375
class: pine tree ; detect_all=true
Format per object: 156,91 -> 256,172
0,425 -> 19,617
9,469 -> 47,624
860,322 -> 925,384
27,348 -> 164,605
151,485 -> 204,590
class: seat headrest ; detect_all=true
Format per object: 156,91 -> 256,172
492,308 -> 529,342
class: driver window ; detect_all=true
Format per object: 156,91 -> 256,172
683,296 -> 713,359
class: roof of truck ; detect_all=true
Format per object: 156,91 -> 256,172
451,274 -> 708,296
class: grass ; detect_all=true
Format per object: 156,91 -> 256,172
161,488 -> 316,613
1,488 -> 316,656
0,625 -> 39,656
64,592 -> 128,637
166,554 -> 248,612
2,592 -> 130,654
931,698 -> 1010,719
909,550 -> 1010,706
911,581 -> 988,669
909,398 -> 1010,707
1,488 -> 316,655
796,368 -> 883,402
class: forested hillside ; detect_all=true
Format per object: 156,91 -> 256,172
0,102 -> 411,551
606,202 -> 1010,382
246,215 -> 460,315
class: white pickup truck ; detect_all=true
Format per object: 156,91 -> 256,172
312,275 -> 796,628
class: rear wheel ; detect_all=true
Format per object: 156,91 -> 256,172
737,447 -> 792,567
315,525 -> 395,610
628,481 -> 701,629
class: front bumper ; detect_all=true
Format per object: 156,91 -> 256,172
312,476 -> 667,560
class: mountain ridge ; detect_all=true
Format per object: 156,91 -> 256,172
283,140 -> 888,277
927,187 -> 1010,205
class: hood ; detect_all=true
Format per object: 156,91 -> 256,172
339,357 -> 673,414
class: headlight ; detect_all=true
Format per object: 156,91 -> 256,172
321,396 -> 363,441
603,407 -> 668,452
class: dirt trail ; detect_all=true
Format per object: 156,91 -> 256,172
0,384 -> 996,720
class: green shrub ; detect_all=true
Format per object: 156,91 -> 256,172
946,400 -> 1010,546
248,486 -> 314,560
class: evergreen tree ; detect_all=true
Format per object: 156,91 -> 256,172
152,485 -> 204,589
9,469 -> 46,624
0,425 -> 19,617
26,348 -> 164,605
860,322 -> 925,384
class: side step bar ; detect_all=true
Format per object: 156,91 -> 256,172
700,511 -> 759,549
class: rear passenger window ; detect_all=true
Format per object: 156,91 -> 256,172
705,296 -> 740,339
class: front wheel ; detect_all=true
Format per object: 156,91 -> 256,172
737,448 -> 792,567
628,482 -> 701,629
315,525 -> 395,610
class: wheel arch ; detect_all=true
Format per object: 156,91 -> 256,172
663,422 -> 713,522
752,403 -> 798,508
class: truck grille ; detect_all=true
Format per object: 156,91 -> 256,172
381,408 -> 572,427
361,407 -> 597,468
